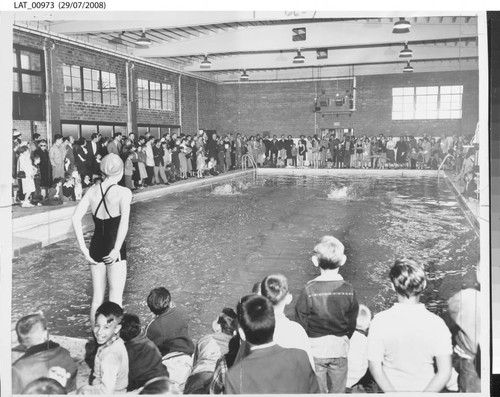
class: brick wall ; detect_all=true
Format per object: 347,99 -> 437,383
215,70 -> 479,138
14,30 -> 218,139
12,120 -> 47,142
180,76 -> 218,135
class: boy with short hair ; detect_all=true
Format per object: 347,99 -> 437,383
12,313 -> 78,394
146,287 -> 194,392
78,302 -> 129,394
224,294 -> 319,394
367,258 -> 452,392
120,313 -> 168,391
295,235 -> 359,393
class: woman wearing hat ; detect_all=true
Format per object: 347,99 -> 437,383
72,153 -> 132,327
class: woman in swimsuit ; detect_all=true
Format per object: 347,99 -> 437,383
72,153 -> 132,326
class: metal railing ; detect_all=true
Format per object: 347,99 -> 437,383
241,154 -> 258,175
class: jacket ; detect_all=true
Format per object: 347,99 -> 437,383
12,340 -> 78,394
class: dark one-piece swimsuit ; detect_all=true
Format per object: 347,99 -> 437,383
89,184 -> 127,263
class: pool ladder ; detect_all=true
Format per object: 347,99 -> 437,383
242,154 -> 258,176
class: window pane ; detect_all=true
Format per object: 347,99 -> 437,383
13,49 -> 17,68
450,110 -> 462,118
440,86 -> 452,94
392,96 -> 403,104
13,73 -> 19,92
452,85 -> 463,94
392,87 -> 403,95
20,50 -> 41,71
138,126 -> 148,135
403,87 -> 414,95
81,124 -> 98,140
98,125 -> 113,138
21,74 -> 42,94
61,124 -> 80,139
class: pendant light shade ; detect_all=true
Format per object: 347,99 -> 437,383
240,70 -> 249,81
136,30 -> 152,46
403,61 -> 414,73
399,43 -> 413,58
200,55 -> 211,69
293,49 -> 305,64
393,18 -> 411,34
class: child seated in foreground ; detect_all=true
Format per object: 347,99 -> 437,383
295,235 -> 359,393
145,287 -> 194,392
224,294 -> 319,394
367,258 -> 452,392
12,313 -> 78,394
184,308 -> 237,394
260,273 -> 315,369
120,313 -> 168,392
78,302 -> 128,394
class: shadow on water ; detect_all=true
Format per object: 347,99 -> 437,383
12,174 -> 479,339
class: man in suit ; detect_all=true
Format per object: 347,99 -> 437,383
86,133 -> 102,178
107,132 -> 123,156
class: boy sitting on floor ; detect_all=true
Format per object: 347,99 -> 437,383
146,287 -> 194,392
12,313 -> 78,394
224,294 -> 319,394
78,302 -> 128,394
120,313 -> 169,392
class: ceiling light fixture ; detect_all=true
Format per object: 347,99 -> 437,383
399,42 -> 413,58
200,55 -> 211,69
403,61 -> 414,72
393,17 -> 411,34
293,49 -> 305,64
136,29 -> 152,46
240,70 -> 249,81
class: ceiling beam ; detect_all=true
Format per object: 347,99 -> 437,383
133,20 -> 477,58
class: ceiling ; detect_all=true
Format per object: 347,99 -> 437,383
15,11 -> 479,82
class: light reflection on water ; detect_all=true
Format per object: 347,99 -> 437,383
12,175 -> 478,339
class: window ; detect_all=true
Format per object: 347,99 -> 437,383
439,85 -> 463,119
61,123 -> 126,140
13,45 -> 45,120
137,78 -> 174,111
392,85 -> 463,120
12,46 -> 44,94
63,64 -> 118,105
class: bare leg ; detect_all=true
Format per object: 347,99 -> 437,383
89,263 -> 107,327
107,260 -> 127,308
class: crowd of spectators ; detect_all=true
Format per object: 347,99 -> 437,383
12,235 -> 480,394
12,128 -> 479,208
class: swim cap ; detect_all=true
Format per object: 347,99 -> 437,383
100,153 -> 124,177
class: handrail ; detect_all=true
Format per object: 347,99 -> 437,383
241,154 -> 258,175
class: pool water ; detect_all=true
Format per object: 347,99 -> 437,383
12,174 -> 479,339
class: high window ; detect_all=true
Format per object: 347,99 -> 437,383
63,64 -> 118,105
13,45 -> 45,120
392,85 -> 463,120
137,78 -> 174,111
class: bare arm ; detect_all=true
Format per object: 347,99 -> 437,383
71,189 -> 98,265
368,360 -> 396,393
103,188 -> 132,264
423,354 -> 452,392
